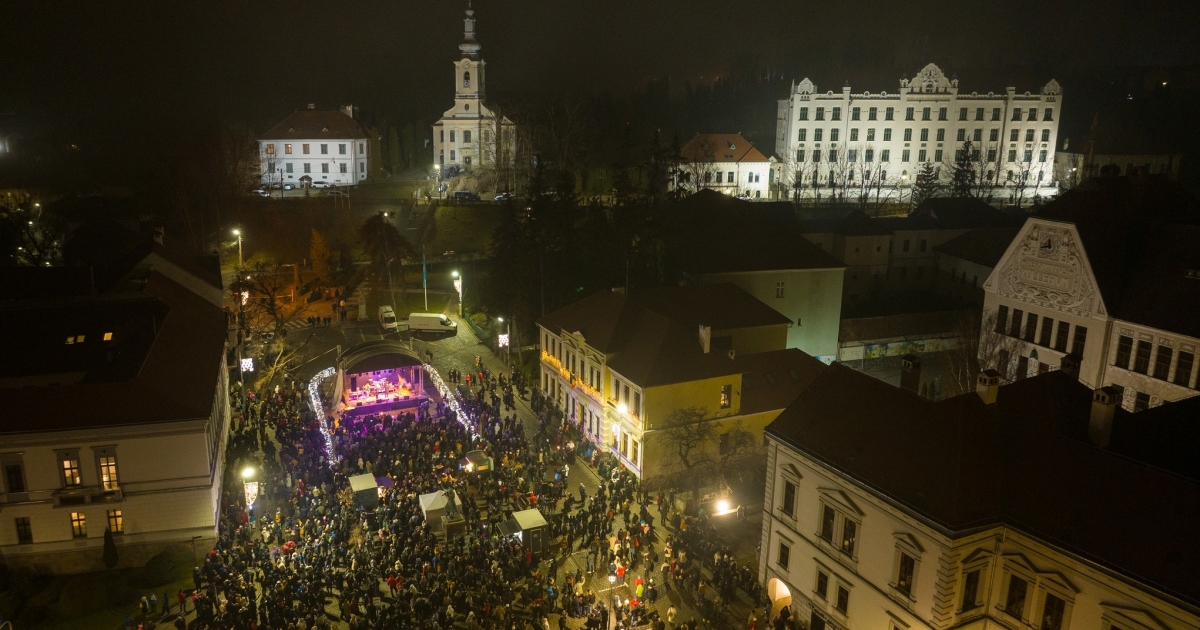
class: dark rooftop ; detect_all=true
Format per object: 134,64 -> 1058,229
735,348 -> 825,415
767,364 -> 1200,608
798,199 -> 1017,239
261,109 -> 368,141
933,227 -> 1022,268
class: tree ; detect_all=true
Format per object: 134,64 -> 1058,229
950,140 -> 977,198
103,527 -> 119,569
241,260 -> 307,336
310,229 -> 332,283
357,213 -> 414,303
658,406 -> 717,485
912,162 -> 941,207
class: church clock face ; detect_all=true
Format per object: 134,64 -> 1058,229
462,60 -> 470,69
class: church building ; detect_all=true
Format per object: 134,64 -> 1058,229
432,5 -> 514,173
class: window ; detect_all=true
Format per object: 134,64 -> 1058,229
1133,340 -> 1151,374
463,70 -> 470,87
958,107 -> 968,121
1025,129 -> 1035,142
935,149 -> 943,162
1041,593 -> 1066,630
797,149 -> 806,162
720,385 -> 732,409
816,570 -> 829,599
1010,309 -> 1024,337
865,149 -> 874,162
359,161 -> 365,172
60,452 -> 81,487
902,149 -> 910,162
996,305 -> 1009,333
781,480 -> 796,517
1005,575 -> 1029,618
814,129 -> 823,142
866,128 -> 875,142
828,150 -> 837,162
813,152 -> 820,163
903,128 -> 912,142
798,129 -> 807,141
816,107 -> 825,121
921,107 -> 931,121
851,107 -> 860,120
1039,149 -> 1048,163
284,143 -> 292,154
715,172 -> 723,184
896,553 -> 916,596
1041,129 -> 1050,142
841,519 -> 857,556
905,107 -> 914,121
727,171 -> 735,182
918,149 -> 927,162
961,569 -> 981,611
777,540 -> 791,569
775,281 -> 785,298
634,391 -> 641,417
849,128 -> 858,141
830,128 -> 839,142
285,163 -> 293,173
1008,150 -> 1017,163
464,130 -> 472,143
835,586 -> 849,613
631,439 -> 639,465
820,505 -> 835,541
1044,107 -> 1053,121
799,107 -> 809,120
15,517 -> 32,544
880,149 -> 890,162
97,452 -> 119,491
936,128 -> 945,141
919,129 -> 929,142
1039,318 -> 1054,347
321,163 -> 329,173
302,143 -> 310,154
340,163 -> 347,173
1116,335 -> 1133,368
4,458 -> 25,493
339,144 -> 346,154
1024,313 -> 1038,342
832,107 -> 841,121
973,128 -> 983,142
108,509 -> 124,534
992,107 -> 1002,121
1012,107 -> 1023,121
883,128 -> 892,141
358,143 -> 364,154
868,107 -> 877,120
449,130 -> 456,142
918,239 -> 927,253
1024,149 -> 1033,162
903,239 -> 910,253
1010,129 -> 1020,142
1028,108 -> 1038,121
319,143 -> 328,155
265,144 -> 275,155
885,107 -> 895,120
1175,351 -> 1195,387
71,512 -> 87,538
938,107 -> 948,121
1134,391 -> 1150,412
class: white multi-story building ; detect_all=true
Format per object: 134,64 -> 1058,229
677,133 -> 781,199
774,64 -> 1062,200
0,222 -> 231,573
432,6 -> 514,173
981,176 -> 1200,411
259,105 -> 369,187
760,364 -> 1200,630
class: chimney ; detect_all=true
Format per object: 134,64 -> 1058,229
340,104 -> 355,119
976,369 -> 1000,405
1089,386 -> 1119,447
698,325 -> 712,354
1059,354 -> 1081,379
900,354 -> 921,394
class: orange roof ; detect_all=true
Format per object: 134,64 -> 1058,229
261,109 -> 368,140
680,133 -> 771,163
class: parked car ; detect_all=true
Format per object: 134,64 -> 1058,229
494,192 -> 515,201
250,188 -> 270,197
408,312 -> 457,333
378,306 -> 398,332
454,190 -> 481,201
311,180 -> 331,189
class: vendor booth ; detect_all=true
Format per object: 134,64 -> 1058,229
497,508 -> 550,559
418,490 -> 463,535
349,473 -> 379,510
335,340 -> 426,418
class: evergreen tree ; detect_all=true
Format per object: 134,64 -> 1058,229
310,229 -> 333,283
912,162 -> 941,207
950,139 -> 976,197
103,527 -> 119,569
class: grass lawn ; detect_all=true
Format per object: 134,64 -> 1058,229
423,205 -> 503,256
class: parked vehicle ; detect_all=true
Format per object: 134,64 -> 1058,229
250,188 -> 270,197
328,189 -> 348,197
454,190 -> 481,201
378,306 -> 398,331
407,312 -> 457,333
311,180 -> 331,189
494,192 -> 515,201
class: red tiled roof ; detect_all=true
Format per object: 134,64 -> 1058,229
680,133 -> 770,163
261,109 -> 368,140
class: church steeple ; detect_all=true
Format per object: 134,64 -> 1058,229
459,2 -> 481,59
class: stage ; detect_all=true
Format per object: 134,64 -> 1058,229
335,340 -> 428,418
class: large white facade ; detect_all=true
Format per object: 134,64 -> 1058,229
775,64 -> 1062,201
259,106 -> 369,187
432,7 -> 514,172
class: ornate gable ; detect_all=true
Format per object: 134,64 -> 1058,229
988,220 -> 1105,319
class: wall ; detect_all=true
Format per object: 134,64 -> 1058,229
259,139 -> 366,186
698,269 -> 844,361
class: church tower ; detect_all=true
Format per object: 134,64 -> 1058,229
455,6 -> 485,104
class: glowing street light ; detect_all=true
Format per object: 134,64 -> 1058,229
232,229 -> 243,267
241,466 -> 259,510
452,270 -> 463,316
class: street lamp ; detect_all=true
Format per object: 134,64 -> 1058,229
232,229 -> 243,268
241,466 -> 259,512
452,270 -> 463,317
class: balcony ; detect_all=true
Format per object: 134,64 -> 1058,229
52,485 -> 123,507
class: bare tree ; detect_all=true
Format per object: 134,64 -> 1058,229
679,139 -> 719,195
241,260 -> 307,336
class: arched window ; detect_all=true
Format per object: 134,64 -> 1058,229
463,71 -> 471,88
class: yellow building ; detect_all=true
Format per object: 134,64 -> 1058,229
537,284 -> 824,479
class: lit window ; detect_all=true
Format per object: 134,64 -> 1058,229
108,509 -> 124,534
777,540 -> 791,569
70,512 -> 87,538
285,144 -> 293,154
99,455 -> 119,491
720,385 -> 732,409
103,332 -> 113,341
76,335 -> 85,343
61,454 -> 81,487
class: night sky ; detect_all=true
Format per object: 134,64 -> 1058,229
1,0 -> 1198,183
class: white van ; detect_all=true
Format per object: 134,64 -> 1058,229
378,306 -> 398,331
408,312 -> 457,333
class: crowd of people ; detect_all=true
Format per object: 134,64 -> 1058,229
167,361 -> 784,630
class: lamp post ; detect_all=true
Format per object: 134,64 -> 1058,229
241,466 -> 259,516
452,270 -> 463,317
497,316 -> 509,365
232,229 -> 243,268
